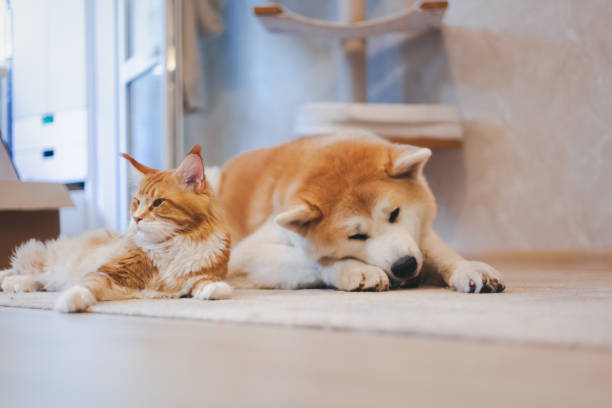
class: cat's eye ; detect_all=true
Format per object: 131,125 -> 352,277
389,208 -> 400,223
348,233 -> 369,241
135,199 -> 140,205
153,198 -> 165,207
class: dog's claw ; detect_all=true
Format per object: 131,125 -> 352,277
449,261 -> 505,294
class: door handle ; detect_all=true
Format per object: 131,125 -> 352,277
42,148 -> 55,158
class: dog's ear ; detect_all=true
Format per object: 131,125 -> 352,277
275,203 -> 322,235
386,146 -> 431,180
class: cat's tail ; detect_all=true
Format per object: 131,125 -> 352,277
205,166 -> 222,195
8,238 -> 48,276
0,268 -> 15,287
0,239 -> 47,290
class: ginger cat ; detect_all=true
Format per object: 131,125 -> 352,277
0,145 -> 232,312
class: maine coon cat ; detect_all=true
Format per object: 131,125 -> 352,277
0,145 -> 232,312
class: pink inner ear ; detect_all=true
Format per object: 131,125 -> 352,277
177,154 -> 204,188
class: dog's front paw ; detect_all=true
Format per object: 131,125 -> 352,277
332,262 -> 389,292
449,261 -> 505,293
54,285 -> 96,313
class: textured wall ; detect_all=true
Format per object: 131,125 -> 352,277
183,0 -> 345,163
373,0 -> 612,251
184,0 -> 612,252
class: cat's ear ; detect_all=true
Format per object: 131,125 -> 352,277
175,144 -> 205,191
121,153 -> 158,175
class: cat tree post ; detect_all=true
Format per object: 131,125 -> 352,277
253,1 -> 462,149
340,0 -> 367,103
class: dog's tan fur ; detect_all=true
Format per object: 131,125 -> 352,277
219,132 -> 505,293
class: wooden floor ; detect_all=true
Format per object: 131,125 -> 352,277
1,305 -> 611,408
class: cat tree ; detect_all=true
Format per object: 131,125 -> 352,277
254,0 -> 460,149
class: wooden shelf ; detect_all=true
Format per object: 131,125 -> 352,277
253,1 -> 448,39
295,103 -> 462,149
385,137 -> 462,149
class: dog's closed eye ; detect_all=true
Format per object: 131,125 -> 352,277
389,207 -> 400,223
348,233 -> 369,241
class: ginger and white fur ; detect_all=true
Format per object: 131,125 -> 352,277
217,131 -> 505,293
0,145 -> 232,312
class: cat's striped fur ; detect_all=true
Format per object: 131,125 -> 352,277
0,145 -> 232,312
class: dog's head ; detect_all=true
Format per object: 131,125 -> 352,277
275,139 -> 436,285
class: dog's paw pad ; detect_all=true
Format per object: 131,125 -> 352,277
54,286 -> 96,313
449,261 -> 505,294
193,281 -> 233,300
1,275 -> 43,293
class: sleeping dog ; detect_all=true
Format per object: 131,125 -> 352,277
214,131 -> 504,293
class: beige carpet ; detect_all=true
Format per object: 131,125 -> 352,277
1,261 -> 611,348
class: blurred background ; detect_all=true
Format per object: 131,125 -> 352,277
0,0 -> 610,253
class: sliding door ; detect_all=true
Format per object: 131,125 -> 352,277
116,0 -> 182,226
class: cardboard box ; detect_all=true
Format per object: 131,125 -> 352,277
0,141 -> 73,269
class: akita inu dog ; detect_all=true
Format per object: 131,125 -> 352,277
216,131 -> 504,293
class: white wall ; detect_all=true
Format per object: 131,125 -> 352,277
11,0 -> 88,186
12,0 -> 87,118
92,0 -> 120,230
11,0 -> 93,235
183,0 -> 348,165
370,0 -> 612,252
184,0 -> 612,252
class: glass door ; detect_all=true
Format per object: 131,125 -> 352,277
117,0 -> 182,227
0,0 -> 11,148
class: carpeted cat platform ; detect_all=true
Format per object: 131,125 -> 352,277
1,259 -> 611,348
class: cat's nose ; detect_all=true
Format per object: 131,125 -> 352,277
133,216 -> 142,224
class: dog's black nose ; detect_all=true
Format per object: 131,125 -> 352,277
391,256 -> 418,279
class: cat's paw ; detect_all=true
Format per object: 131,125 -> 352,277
449,261 -> 505,293
0,269 -> 16,288
1,275 -> 43,293
54,285 -> 96,313
192,281 -> 233,300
